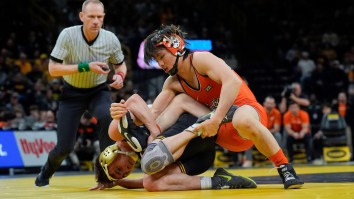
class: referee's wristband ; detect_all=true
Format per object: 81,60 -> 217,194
116,72 -> 125,81
78,62 -> 90,72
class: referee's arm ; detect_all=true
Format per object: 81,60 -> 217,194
48,57 -> 110,76
108,61 -> 127,89
48,58 -> 80,77
113,61 -> 127,80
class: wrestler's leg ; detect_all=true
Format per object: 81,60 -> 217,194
156,93 -> 210,130
232,105 -> 280,157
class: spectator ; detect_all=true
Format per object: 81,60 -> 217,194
312,103 -> 332,164
5,92 -> 25,114
296,51 -> 316,94
69,112 -> 99,170
11,107 -> 27,130
42,110 -> 57,130
24,105 -> 40,130
283,101 -> 312,163
0,111 -> 16,130
3,72 -> 33,108
26,62 -> 44,84
264,96 -> 282,147
321,30 -> 339,47
344,46 -> 354,64
14,52 -> 32,75
332,92 -> 350,121
31,109 -> 48,130
320,44 -> 337,61
324,60 -> 349,101
310,58 -> 327,100
279,82 -> 310,113
75,112 -> 99,164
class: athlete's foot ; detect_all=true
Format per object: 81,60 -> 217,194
211,168 -> 257,189
197,105 -> 238,124
34,162 -> 54,187
186,105 -> 239,136
277,164 -> 304,189
35,173 -> 50,187
118,112 -> 150,152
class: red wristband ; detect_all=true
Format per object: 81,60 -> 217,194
156,124 -> 162,133
116,72 -> 125,81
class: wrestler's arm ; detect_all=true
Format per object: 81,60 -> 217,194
192,52 -> 242,137
89,178 -> 144,190
108,119 -> 124,141
150,76 -> 182,119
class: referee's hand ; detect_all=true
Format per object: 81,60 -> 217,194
89,61 -> 111,74
110,73 -> 124,89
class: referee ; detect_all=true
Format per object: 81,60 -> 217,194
35,0 -> 127,187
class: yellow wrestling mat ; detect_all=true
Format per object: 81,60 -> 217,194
1,164 -> 353,199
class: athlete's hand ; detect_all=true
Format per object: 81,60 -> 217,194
89,61 -> 111,74
110,100 -> 128,120
193,118 -> 220,139
89,181 -> 116,190
109,73 -> 124,89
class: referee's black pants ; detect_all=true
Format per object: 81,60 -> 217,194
45,82 -> 114,174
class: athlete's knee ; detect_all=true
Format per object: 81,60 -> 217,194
141,141 -> 174,175
234,116 -> 260,137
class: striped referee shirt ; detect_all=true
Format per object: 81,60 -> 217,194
50,25 -> 124,88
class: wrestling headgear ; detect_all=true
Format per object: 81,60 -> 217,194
155,34 -> 185,56
99,144 -> 138,181
155,34 -> 186,76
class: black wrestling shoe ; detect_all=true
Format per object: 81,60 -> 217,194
186,105 -> 238,136
196,105 -> 238,124
35,173 -> 50,187
211,168 -> 257,189
35,162 -> 54,187
118,112 -> 150,152
277,164 -> 304,189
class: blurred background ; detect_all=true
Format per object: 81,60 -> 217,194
1,0 -> 354,173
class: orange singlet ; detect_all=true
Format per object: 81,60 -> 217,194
177,54 -> 268,152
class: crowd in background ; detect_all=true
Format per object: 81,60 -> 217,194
1,0 -> 354,168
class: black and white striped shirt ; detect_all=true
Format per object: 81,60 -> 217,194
50,25 -> 124,88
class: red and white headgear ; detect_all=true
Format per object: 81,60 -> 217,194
155,34 -> 185,56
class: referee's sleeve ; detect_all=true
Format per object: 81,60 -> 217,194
110,34 -> 124,64
50,29 -> 70,61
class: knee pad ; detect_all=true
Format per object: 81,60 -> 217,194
141,141 -> 174,175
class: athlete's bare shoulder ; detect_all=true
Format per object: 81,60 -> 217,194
191,51 -> 222,74
193,51 -> 215,59
163,75 -> 183,93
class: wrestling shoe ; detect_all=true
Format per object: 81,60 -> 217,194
197,105 -> 238,124
118,112 -> 150,152
186,105 -> 238,136
277,164 -> 304,189
35,162 -> 54,187
211,168 -> 257,189
35,172 -> 50,187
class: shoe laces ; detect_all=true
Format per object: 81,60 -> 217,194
283,171 -> 296,181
